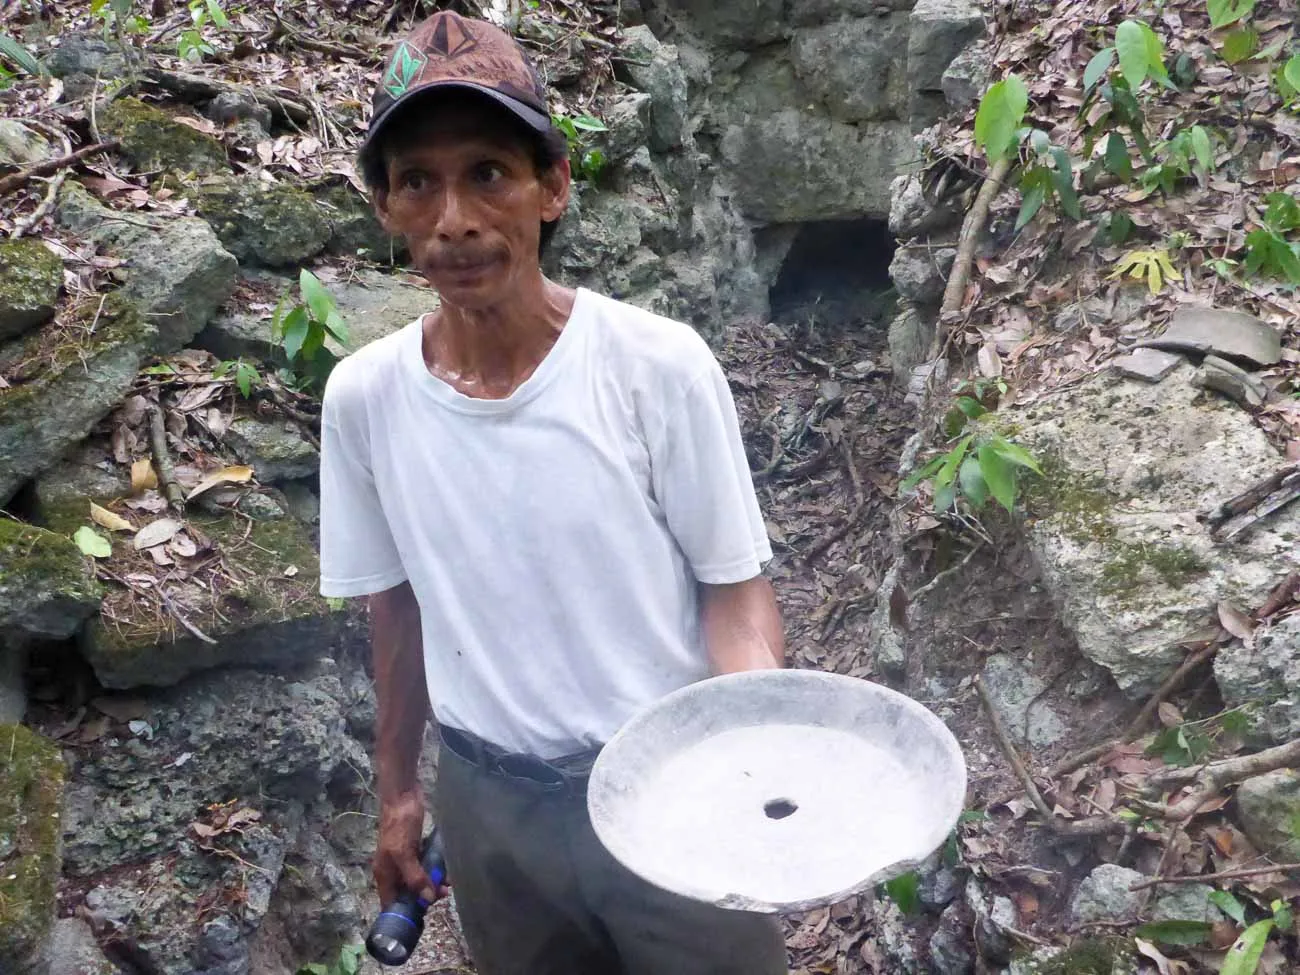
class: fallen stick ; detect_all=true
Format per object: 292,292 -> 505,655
0,141 -> 120,198
148,405 -> 186,511
144,68 -> 313,125
1256,571 -> 1300,620
1129,862 -> 1300,891
1147,737 -> 1300,820
1202,464 -> 1300,541
976,674 -> 1056,823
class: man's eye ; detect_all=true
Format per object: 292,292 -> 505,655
400,171 -> 427,192
473,162 -> 506,185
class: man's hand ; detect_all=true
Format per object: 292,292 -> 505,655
375,791 -> 441,906
700,575 -> 784,674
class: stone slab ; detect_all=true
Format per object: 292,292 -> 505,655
1193,354 -> 1268,407
980,654 -> 1067,748
0,239 -> 62,343
1138,306 -> 1282,368
1110,347 -> 1183,383
1215,613 -> 1300,744
0,518 -> 102,644
225,416 -> 319,483
1235,769 -> 1300,861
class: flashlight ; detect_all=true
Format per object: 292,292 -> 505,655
365,829 -> 447,966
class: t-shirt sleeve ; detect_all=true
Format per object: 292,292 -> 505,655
651,357 -> 773,585
317,363 -> 408,598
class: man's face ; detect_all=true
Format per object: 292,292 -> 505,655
374,97 -> 570,310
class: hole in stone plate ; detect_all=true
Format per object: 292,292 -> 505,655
764,798 -> 798,820
767,218 -> 896,328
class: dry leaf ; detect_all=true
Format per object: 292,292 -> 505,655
977,342 -> 1003,378
131,458 -> 158,494
1157,702 -> 1184,728
187,465 -> 255,501
134,518 -> 182,551
169,533 -> 198,558
191,821 -> 221,839
91,502 -> 134,533
283,565 -> 299,578
146,545 -> 175,567
1217,600 -> 1256,642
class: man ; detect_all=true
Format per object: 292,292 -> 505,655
318,11 -> 788,973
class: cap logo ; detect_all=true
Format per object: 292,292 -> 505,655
430,16 -> 479,58
383,41 -> 429,99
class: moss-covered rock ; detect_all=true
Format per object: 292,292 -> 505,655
225,416 -> 319,483
313,182 -> 406,264
0,239 -> 62,343
0,517 -> 102,642
0,291 -> 155,505
1020,938 -> 1137,975
79,513 -> 340,688
193,176 -> 330,268
1236,769 -> 1300,860
0,724 -> 65,975
100,97 -> 228,176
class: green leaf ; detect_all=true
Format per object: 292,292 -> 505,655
936,435 -> 974,488
1210,889 -> 1248,924
279,306 -> 310,361
1139,23 -> 1172,86
236,361 -> 257,398
1134,920 -> 1213,946
322,310 -> 350,347
1190,126 -> 1214,175
299,322 -> 327,362
1208,0 -> 1256,29
205,0 -> 230,28
1221,919 -> 1274,975
1105,132 -> 1133,181
1050,147 -> 1081,220
1273,900 -> 1293,931
974,75 -> 1029,164
294,966 -> 329,975
1109,210 -> 1134,246
143,363 -> 177,376
0,32 -> 44,76
1286,54 -> 1300,94
1264,192 -> 1300,232
933,480 -> 957,511
989,438 -> 1043,474
74,526 -> 113,558
1116,21 -> 1150,89
883,872 -> 921,914
299,270 -> 337,328
1083,47 -> 1116,92
955,396 -> 989,419
1016,170 -> 1048,231
571,114 -> 608,132
1221,26 -> 1259,64
958,455 -> 989,509
900,455 -> 946,492
977,444 -> 1016,513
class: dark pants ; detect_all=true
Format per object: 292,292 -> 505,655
434,725 -> 789,975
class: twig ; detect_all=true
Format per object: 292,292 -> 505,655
11,169 -> 68,238
158,587 -> 218,645
143,68 -> 313,126
801,439 -> 869,563
908,545 -> 980,601
976,674 -> 1055,823
933,156 -> 1014,356
149,405 -> 186,511
1146,737 -> 1300,820
1130,862 -> 1300,891
0,141 -> 120,198
1257,572 -> 1300,620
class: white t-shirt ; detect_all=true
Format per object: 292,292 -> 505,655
317,288 -> 772,758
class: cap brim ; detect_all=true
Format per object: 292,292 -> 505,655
361,81 -> 553,156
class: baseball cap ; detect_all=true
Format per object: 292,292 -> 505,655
362,11 -> 559,158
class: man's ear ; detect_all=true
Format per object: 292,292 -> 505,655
372,187 -> 395,234
540,157 -> 571,223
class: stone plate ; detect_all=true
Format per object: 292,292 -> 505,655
587,670 -> 966,914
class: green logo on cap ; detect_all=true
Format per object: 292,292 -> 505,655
383,41 -> 428,99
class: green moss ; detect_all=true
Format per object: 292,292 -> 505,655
0,517 -> 101,617
100,97 -> 228,176
193,177 -> 329,267
1030,938 -> 1136,975
0,725 -> 65,968
0,239 -> 62,341
1022,450 -> 1119,544
1099,542 -> 1209,595
313,181 -> 405,263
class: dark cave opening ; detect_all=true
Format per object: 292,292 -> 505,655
768,218 -> 897,328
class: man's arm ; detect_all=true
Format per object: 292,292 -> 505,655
700,575 -> 785,674
369,581 -> 439,904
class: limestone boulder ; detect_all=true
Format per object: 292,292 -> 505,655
312,182 -> 405,264
0,238 -> 62,343
1012,365 -> 1300,693
225,416 -> 320,483
789,0 -> 915,27
193,176 -> 330,268
0,725 -> 65,975
0,518 -> 102,644
57,182 -> 237,353
889,172 -> 962,240
1071,864 -> 1222,925
980,654 -> 1067,748
0,292 -> 155,505
618,26 -> 690,151
101,97 -> 229,176
0,119 -> 53,169
46,918 -> 116,975
790,14 -> 911,124
907,0 -> 986,95
942,40 -> 991,111
890,244 -> 955,308
1214,612 -> 1300,744
42,35 -> 126,98
1235,770 -> 1300,860
887,303 -> 936,382
652,0 -> 785,48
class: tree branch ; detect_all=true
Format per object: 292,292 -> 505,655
0,141 -> 120,198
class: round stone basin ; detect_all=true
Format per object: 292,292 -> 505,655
587,670 -> 967,913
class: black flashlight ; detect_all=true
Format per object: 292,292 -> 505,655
365,829 -> 448,966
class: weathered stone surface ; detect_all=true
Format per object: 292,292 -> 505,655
930,902 -> 975,975
887,303 -> 935,381
1110,347 -> 1183,383
1235,770 -> 1300,860
313,182 -> 405,264
101,97 -> 229,176
941,40 -> 990,111
193,176 -> 330,268
1214,613 -> 1300,744
199,267 -> 433,362
0,724 -> 65,975
1139,306 -> 1282,367
1071,865 -> 1143,923
57,182 -> 237,353
0,518 -> 102,644
889,173 -> 961,239
226,416 -> 320,483
908,0 -> 986,94
42,35 -> 126,98
597,92 -> 654,163
46,918 -> 115,975
0,119 -> 53,169
890,244 -> 955,308
76,514 -> 339,689
33,439 -> 132,510
1193,354 -> 1268,407
619,26 -> 690,150
0,238 -> 62,342
1009,939 -> 1136,975
652,0 -> 785,48
980,654 -> 1067,748
0,644 -> 23,723
0,292 -> 155,505
720,109 -> 914,221
788,0 -> 915,28
790,15 -> 911,124
1014,365 -> 1300,693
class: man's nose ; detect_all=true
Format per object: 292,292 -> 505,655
437,187 -> 480,241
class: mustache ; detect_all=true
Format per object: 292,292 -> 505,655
424,247 -> 507,271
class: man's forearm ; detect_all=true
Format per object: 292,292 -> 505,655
700,576 -> 785,674
369,582 -> 430,802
